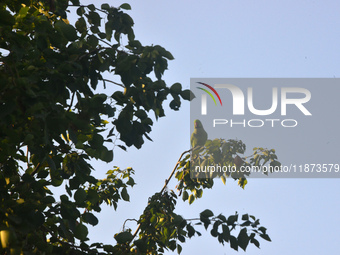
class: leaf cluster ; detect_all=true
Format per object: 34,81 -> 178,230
0,1 -> 190,253
175,138 -> 280,204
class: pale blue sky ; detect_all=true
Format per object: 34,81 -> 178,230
75,1 -> 340,254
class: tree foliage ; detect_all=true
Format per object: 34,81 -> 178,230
0,1 -> 279,254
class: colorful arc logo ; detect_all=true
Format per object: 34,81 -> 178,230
196,82 -> 223,106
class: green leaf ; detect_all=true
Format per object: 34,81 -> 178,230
182,191 -> 189,201
260,233 -> 271,242
37,169 -> 49,179
240,220 -> 251,227
242,214 -> 249,221
100,148 -> 113,162
75,17 -> 87,33
83,213 -> 99,226
120,3 -> 132,10
200,209 -> 214,218
250,215 -> 256,221
230,235 -> 238,251
250,238 -> 260,248
18,6 -> 30,19
129,40 -> 142,49
222,225 -> 230,242
200,217 -> 210,230
87,34 -> 99,47
168,240 -> 177,251
114,231 -> 133,244
55,20 -> 78,41
210,228 -> 218,237
163,50 -> 174,60
188,194 -> 195,204
87,11 -> 101,26
178,235 -> 185,243
134,239 -> 148,252
221,175 -> 226,185
60,195 -> 69,202
217,214 -> 227,222
170,83 -> 182,93
227,215 -> 238,225
76,6 -> 85,16
74,188 -> 87,203
177,244 -> 182,254
101,3 -> 110,10
90,133 -> 104,148
90,24 -> 100,34
103,245 -> 115,252
252,219 -> 260,228
169,99 -> 181,110
121,187 -> 130,201
42,196 -> 55,204
186,224 -> 195,238
237,228 -> 249,251
196,189 -> 203,198
258,226 -> 267,234
135,110 -> 147,120
126,177 -> 136,187
87,4 -> 95,11
212,220 -> 221,232
74,223 -> 88,241
46,156 -> 57,172
68,128 -> 78,144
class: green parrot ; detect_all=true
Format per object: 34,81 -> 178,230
190,119 -> 208,148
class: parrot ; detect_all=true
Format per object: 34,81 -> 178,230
190,119 -> 208,148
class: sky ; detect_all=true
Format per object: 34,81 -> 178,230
72,1 -> 340,254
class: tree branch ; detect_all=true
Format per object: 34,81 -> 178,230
131,149 -> 192,241
30,163 -> 41,176
102,79 -> 125,88
67,91 -> 76,112
160,149 -> 192,194
68,4 -> 108,15
98,38 -> 114,48
26,146 -> 29,169
123,218 -> 138,231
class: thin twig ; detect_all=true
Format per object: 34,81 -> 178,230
102,79 -> 124,88
123,218 -> 138,231
26,146 -> 29,169
67,91 -> 76,112
30,163 -> 41,176
130,149 -> 192,241
160,149 -> 191,194
68,4 -> 108,15
98,38 -> 113,48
